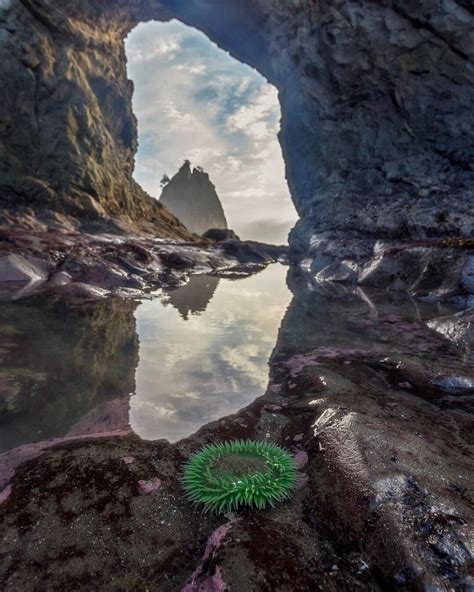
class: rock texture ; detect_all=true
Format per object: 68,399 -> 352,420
0,227 -> 287,301
428,307 -> 474,347
290,236 -> 474,306
0,0 -> 192,237
160,162 -> 228,235
0,271 -> 473,590
1,0 -> 472,246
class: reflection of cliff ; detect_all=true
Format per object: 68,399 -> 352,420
0,299 -> 139,451
166,275 -> 220,320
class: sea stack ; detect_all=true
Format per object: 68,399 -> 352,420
159,161 -> 228,235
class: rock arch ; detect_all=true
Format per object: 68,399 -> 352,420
0,0 -> 472,240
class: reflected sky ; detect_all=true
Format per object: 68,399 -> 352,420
130,264 -> 291,442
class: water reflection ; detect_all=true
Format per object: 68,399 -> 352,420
0,265 -> 290,452
1,263 -> 471,453
130,264 -> 291,442
165,275 -> 220,320
0,299 -> 138,452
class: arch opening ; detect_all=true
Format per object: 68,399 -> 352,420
125,19 -> 297,244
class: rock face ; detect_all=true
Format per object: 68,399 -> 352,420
0,0 -> 192,237
291,236 -> 474,306
160,162 -> 228,235
1,0 -> 472,246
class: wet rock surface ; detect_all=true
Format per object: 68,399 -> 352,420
0,268 -> 473,591
0,0 -> 473,587
290,234 -> 474,306
0,228 -> 287,302
428,308 -> 474,348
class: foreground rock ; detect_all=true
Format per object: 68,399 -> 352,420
290,234 -> 474,307
0,268 -> 473,591
0,227 -> 287,302
428,308 -> 474,348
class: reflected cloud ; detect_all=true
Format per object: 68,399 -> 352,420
130,264 -> 291,442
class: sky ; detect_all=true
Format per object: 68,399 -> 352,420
125,20 -> 297,243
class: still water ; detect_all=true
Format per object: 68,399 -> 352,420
2,262 -> 471,454
131,265 -> 291,441
0,265 -> 291,451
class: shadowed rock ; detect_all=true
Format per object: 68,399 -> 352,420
203,228 -> 240,242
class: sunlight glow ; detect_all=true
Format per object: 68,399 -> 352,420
125,20 -> 297,243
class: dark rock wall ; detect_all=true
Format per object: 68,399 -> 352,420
0,297 -> 138,450
0,0 -> 472,242
160,162 -> 228,235
0,0 -> 191,236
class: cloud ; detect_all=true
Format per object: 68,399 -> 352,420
127,35 -> 182,65
125,19 -> 297,242
226,85 -> 279,141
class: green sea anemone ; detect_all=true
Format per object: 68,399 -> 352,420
182,439 -> 298,514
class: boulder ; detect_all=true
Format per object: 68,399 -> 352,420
0,254 -> 51,283
203,228 -> 240,242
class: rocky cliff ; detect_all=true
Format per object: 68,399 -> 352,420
0,1 -> 472,266
0,0 -> 192,237
160,162 -> 228,235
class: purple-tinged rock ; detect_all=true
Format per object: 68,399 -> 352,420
295,450 -> 309,469
138,478 -> 161,494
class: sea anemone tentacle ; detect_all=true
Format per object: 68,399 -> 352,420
182,439 -> 298,514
